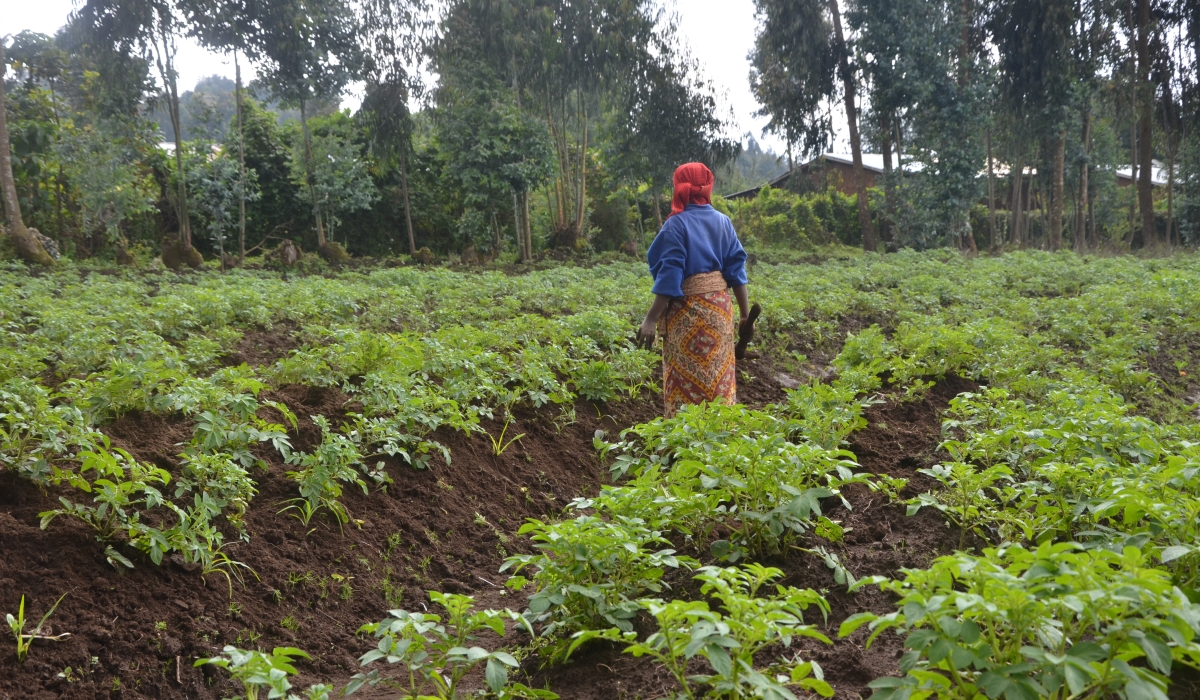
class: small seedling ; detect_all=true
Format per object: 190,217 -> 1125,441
487,417 -> 525,456
7,593 -> 70,662
154,621 -> 167,632
280,615 -> 300,632
382,532 -> 403,561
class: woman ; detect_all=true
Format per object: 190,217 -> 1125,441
637,162 -> 750,418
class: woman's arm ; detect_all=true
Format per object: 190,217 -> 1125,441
732,284 -> 749,324
637,294 -> 673,349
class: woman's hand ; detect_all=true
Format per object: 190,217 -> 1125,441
636,317 -> 657,350
637,294 -> 673,350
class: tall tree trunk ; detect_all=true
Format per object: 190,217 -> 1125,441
1010,148 -> 1025,248
1077,107 -> 1092,252
399,149 -> 416,255
0,44 -> 54,266
987,125 -> 997,249
574,98 -> 588,237
1135,0 -> 1155,247
513,190 -> 527,263
829,0 -> 877,252
1049,130 -> 1065,250
235,54 -> 246,264
48,78 -> 66,245
159,33 -> 191,248
1126,120 -> 1138,247
491,209 -> 501,252
1164,98 -> 1177,246
299,97 -> 326,248
524,189 -> 533,259
881,113 -> 895,249
1088,189 -> 1097,249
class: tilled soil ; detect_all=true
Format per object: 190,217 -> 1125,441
2,364 -> 978,700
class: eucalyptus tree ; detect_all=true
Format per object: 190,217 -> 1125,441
750,0 -> 877,251
606,44 -> 740,228
176,0 -> 263,262
357,0 -> 431,255
246,0 -> 364,254
749,0 -> 835,168
852,0 -> 988,251
436,0 -> 662,249
991,0 -> 1077,249
435,76 -> 555,261
72,0 -> 198,251
0,39 -> 56,265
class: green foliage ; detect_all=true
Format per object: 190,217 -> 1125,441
194,646 -> 327,700
725,186 -> 864,249
347,591 -> 555,699
842,543 -> 1200,700
53,118 -> 157,247
570,565 -> 833,700
288,125 -> 378,242
280,415 -> 367,529
502,514 -> 694,638
7,593 -> 68,663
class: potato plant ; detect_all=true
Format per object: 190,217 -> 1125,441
842,543 -> 1200,700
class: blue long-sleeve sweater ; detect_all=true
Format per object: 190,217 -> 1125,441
647,204 -> 749,298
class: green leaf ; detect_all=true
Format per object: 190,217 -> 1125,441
705,643 -> 733,677
838,612 -> 878,638
485,656 -> 508,693
1159,545 -> 1191,563
1135,633 -> 1172,674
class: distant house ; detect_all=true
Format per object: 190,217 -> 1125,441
1115,162 -> 1169,188
725,153 -> 920,200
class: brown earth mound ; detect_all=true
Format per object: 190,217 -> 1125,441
0,369 -> 973,700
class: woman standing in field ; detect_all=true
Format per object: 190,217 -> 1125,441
637,162 -> 751,418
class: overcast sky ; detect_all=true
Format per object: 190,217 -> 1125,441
7,0 -> 787,152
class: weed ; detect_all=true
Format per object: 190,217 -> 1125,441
487,417 -> 526,456
280,616 -> 300,632
6,593 -> 69,663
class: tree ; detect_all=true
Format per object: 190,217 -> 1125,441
73,0 -> 199,252
177,0 -> 261,263
0,38 -> 56,266
436,0 -> 663,249
357,0 -> 430,256
750,0 -> 836,167
54,117 -> 156,258
186,101 -> 260,267
247,0 -> 364,254
606,44 -> 739,227
288,124 -> 378,250
436,78 -> 554,260
870,0 -> 988,251
991,0 -> 1077,250
750,0 -> 877,251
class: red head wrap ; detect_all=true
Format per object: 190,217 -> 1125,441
669,162 -> 714,218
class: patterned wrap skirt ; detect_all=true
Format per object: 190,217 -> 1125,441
661,271 -> 737,418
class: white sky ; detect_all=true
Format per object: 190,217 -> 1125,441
7,0 -> 786,153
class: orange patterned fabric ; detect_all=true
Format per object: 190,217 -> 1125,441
662,279 -> 737,418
